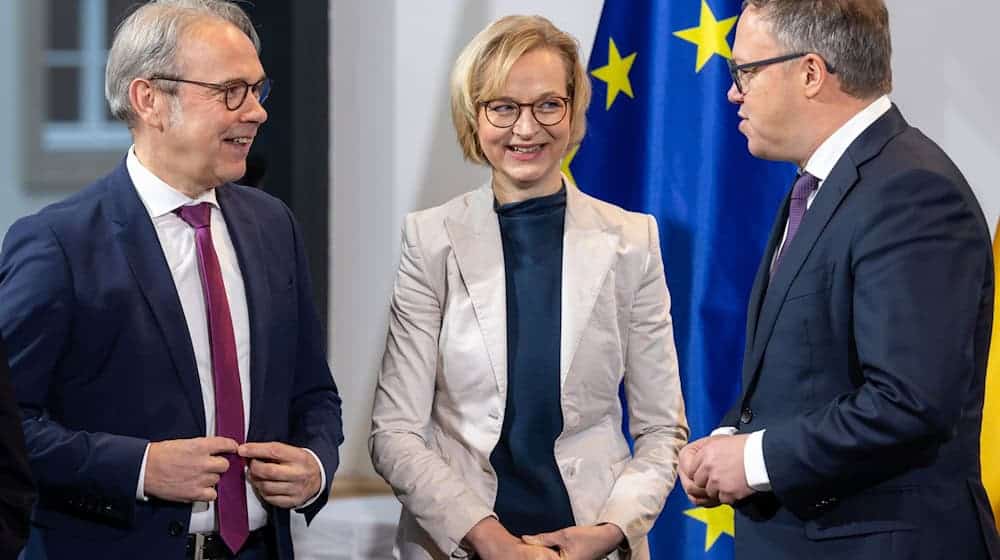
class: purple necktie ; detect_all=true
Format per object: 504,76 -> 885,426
772,172 -> 819,275
175,203 -> 249,554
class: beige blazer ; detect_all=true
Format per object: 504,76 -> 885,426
370,180 -> 689,560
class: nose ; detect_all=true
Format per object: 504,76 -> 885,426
241,93 -> 268,124
727,82 -> 744,104
511,107 -> 540,137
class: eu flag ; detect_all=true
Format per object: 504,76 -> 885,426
566,1 -> 795,557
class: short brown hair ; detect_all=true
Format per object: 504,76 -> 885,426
450,15 -> 591,164
743,0 -> 892,98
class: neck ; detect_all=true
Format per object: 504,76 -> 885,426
491,174 -> 563,206
132,137 -> 214,199
795,94 -> 881,168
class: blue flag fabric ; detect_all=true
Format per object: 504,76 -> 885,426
566,1 -> 795,557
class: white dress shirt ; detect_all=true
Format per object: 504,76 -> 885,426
126,147 -> 324,533
714,96 -> 892,492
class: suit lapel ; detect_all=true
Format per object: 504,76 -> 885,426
107,163 -> 206,433
743,105 -> 910,389
560,182 -> 620,388
445,186 -> 508,396
216,185 -> 271,440
743,190 -> 790,366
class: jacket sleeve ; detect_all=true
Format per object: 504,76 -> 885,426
598,215 -> 690,551
369,214 -> 495,557
0,216 -> 147,525
279,204 -> 344,522
762,168 -> 991,517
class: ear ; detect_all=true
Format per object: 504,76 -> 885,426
802,54 -> 831,98
128,78 -> 168,130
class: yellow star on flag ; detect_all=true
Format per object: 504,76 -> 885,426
561,144 -> 580,186
684,505 -> 735,551
590,38 -> 637,110
673,0 -> 738,72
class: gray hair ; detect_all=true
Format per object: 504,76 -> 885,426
105,0 -> 260,126
742,0 -> 892,98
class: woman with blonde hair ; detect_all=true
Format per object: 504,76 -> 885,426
370,15 -> 688,560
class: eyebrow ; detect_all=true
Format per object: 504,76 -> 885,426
218,74 -> 268,85
488,91 -> 566,102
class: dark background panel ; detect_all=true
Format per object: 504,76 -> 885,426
240,1 -> 331,331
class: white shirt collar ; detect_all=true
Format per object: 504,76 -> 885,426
804,95 -> 892,182
126,146 -> 219,219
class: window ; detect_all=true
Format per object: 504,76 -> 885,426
21,0 -> 134,190
44,0 -> 134,151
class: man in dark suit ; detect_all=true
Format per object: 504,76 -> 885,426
0,337 -> 33,558
678,0 -> 1000,558
0,1 -> 342,558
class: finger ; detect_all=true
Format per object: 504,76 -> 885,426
198,436 -> 241,455
680,470 -> 710,500
692,457 -> 712,489
239,442 -> 296,462
523,530 -> 565,548
248,458 -> 298,482
197,487 -> 218,502
251,479 -> 297,497
205,455 -> 238,474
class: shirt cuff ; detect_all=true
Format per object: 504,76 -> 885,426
136,443 -> 150,501
296,448 -> 327,509
711,426 -> 738,437
744,429 -> 771,492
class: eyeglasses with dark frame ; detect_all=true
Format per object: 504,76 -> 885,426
149,75 -> 272,111
480,96 -> 571,128
727,52 -> 821,94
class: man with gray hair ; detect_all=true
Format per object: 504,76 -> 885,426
0,1 -> 343,558
678,0 -> 1000,558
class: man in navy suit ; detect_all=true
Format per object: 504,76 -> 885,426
0,1 -> 342,558
678,0 -> 1000,558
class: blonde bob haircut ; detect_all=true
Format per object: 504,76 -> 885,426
450,15 -> 591,165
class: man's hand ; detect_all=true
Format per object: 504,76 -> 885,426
522,524 -> 624,560
145,437 -> 239,503
464,517 -> 560,560
679,436 -> 721,507
689,434 -> 754,504
238,442 -> 321,509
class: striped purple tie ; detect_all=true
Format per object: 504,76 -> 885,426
175,203 -> 249,554
773,172 -> 819,275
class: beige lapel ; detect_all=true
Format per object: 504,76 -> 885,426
444,184 -> 508,396
560,179 -> 621,389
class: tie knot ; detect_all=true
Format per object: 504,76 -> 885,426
791,172 -> 819,200
174,202 -> 212,229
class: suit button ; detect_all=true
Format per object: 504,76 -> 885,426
740,407 -> 753,424
168,520 -> 184,536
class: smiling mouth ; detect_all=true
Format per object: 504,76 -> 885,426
508,144 -> 543,153
225,136 -> 254,145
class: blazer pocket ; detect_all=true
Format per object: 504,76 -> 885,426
786,263 -> 834,301
804,485 -> 919,541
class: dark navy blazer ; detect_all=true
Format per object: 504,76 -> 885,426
0,162 -> 343,559
723,106 -> 1000,559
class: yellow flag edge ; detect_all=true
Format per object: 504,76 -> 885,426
983,222 -> 1000,526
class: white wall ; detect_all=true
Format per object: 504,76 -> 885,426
887,0 -> 1000,234
330,0 -> 1000,480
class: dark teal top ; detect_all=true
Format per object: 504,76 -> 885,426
489,187 -> 575,536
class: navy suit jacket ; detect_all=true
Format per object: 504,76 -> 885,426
723,106 -> 1000,559
0,162 -> 343,559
